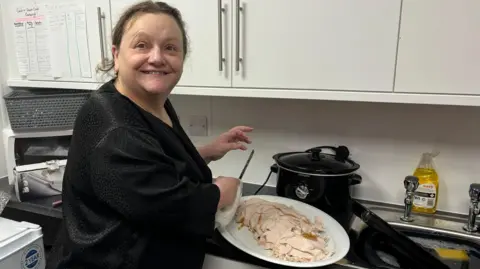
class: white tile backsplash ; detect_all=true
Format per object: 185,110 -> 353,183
170,94 -> 480,215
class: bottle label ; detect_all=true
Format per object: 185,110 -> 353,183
413,183 -> 437,209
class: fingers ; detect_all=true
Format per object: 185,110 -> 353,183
224,126 -> 253,144
230,126 -> 254,133
229,142 -> 247,151
234,130 -> 252,144
230,128 -> 251,141
217,126 -> 253,155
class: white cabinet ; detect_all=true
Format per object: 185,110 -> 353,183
110,0 -> 232,88
85,0 -> 114,83
231,0 -> 401,92
109,0 -> 400,92
395,0 -> 480,95
1,0 -> 112,84
4,0 -> 480,106
172,0 -> 232,87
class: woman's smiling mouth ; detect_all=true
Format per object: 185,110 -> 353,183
141,71 -> 169,75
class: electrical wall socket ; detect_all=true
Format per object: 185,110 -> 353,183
187,115 -> 208,136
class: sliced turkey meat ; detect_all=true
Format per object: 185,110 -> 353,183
235,197 -> 333,262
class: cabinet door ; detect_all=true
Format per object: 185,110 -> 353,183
231,0 -> 401,92
84,0 -> 114,83
395,0 -> 480,95
1,0 -> 112,83
110,0 -> 231,88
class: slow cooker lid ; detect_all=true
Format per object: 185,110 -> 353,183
274,146 -> 360,175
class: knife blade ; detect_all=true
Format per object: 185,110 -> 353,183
239,149 -> 255,180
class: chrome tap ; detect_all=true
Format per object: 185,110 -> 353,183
463,183 -> 480,233
400,175 -> 419,222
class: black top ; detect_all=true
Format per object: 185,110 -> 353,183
53,80 -> 220,269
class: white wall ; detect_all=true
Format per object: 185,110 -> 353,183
0,3 -> 11,177
170,95 -> 480,215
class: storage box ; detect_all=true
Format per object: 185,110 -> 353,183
4,89 -> 91,132
0,217 -> 45,269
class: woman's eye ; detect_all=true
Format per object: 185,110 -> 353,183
135,42 -> 147,49
166,44 -> 177,51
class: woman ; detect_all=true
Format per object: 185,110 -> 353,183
51,1 -> 252,269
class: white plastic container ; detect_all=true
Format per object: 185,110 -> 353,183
0,217 -> 45,269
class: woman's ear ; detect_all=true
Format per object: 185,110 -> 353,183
112,45 -> 119,73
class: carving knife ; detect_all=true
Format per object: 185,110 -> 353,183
239,149 -> 255,180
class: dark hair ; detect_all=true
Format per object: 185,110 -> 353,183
97,1 -> 189,76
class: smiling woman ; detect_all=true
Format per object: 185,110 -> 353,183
114,12 -> 185,94
99,1 -> 189,122
47,2 -> 253,269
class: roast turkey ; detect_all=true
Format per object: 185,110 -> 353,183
235,197 -> 333,262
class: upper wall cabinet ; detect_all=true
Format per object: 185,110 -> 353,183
4,0 -> 480,106
231,0 -> 402,92
110,0 -> 232,88
109,0 -> 401,92
1,0 -> 113,84
395,0 -> 480,95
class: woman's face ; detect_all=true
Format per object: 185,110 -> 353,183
113,13 -> 184,95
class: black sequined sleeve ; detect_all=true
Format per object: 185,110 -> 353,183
88,127 -> 220,237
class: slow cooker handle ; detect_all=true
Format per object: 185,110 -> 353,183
306,146 -> 337,153
349,174 -> 362,186
306,146 -> 350,162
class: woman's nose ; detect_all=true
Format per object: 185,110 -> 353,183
148,48 -> 165,64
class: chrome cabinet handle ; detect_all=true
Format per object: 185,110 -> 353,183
235,0 -> 243,72
218,0 -> 225,71
97,7 -> 106,68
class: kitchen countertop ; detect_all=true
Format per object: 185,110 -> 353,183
3,183 -> 362,269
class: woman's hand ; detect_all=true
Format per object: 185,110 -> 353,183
198,126 -> 253,163
214,176 -> 240,209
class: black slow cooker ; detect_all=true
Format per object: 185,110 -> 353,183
272,145 -> 362,232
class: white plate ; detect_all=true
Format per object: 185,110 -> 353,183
217,195 -> 350,268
